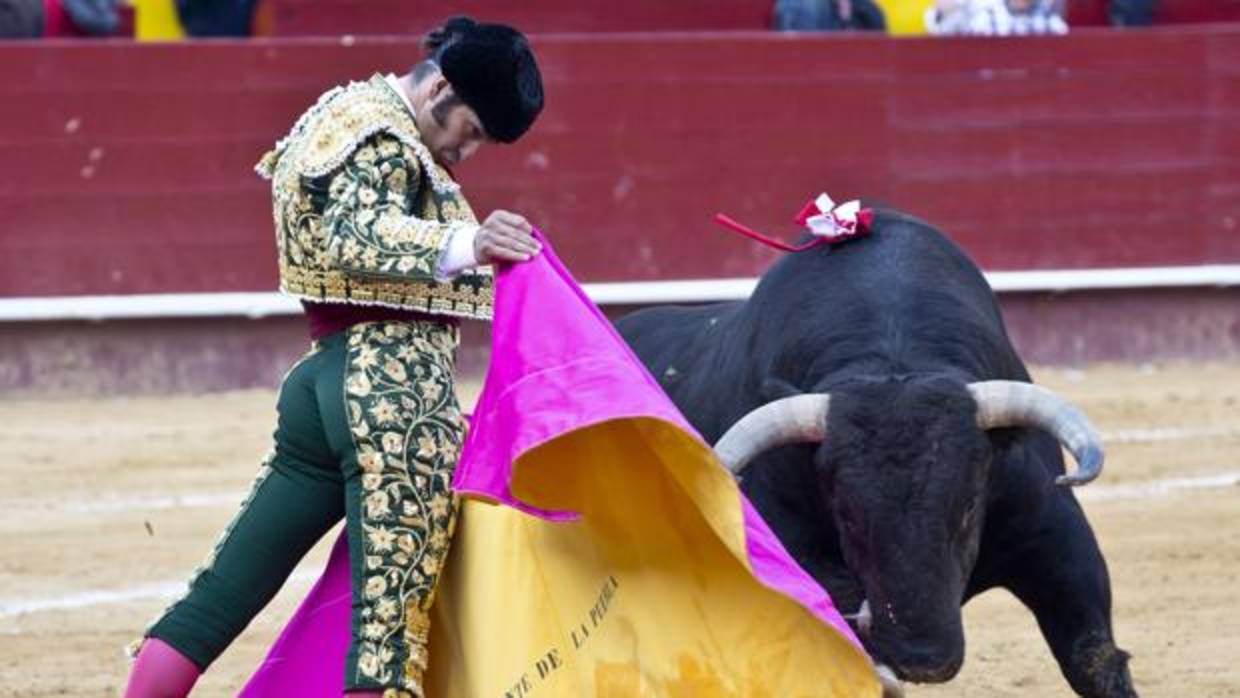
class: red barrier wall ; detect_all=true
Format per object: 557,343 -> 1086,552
268,0 -> 774,36
4,288 -> 1240,397
265,0 -> 1240,36
2,28 -> 1239,299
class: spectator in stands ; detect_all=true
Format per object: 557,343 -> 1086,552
0,0 -> 41,37
1007,0 -> 1068,33
926,0 -> 1067,35
1,0 -> 118,37
175,0 -> 257,37
773,0 -> 888,32
48,0 -> 119,36
123,16 -> 545,698
1111,0 -> 1155,26
925,0 -> 1007,35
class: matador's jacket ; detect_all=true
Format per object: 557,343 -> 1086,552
257,74 -> 493,318
138,76 -> 486,698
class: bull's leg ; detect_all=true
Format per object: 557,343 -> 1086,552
986,497 -> 1137,698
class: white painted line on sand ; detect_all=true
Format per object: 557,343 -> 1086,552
1102,425 -> 1240,444
61,492 -> 246,514
1,472 -> 1236,620
0,570 -> 320,619
7,442 -> 1238,518
7,491 -> 246,515
1077,471 -> 1240,502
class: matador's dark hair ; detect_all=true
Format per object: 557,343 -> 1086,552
411,16 -> 544,143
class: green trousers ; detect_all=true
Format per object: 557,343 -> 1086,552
144,320 -> 464,697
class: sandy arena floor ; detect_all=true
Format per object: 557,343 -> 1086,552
1,363 -> 1237,697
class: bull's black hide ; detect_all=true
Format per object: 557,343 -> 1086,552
616,209 -> 1137,698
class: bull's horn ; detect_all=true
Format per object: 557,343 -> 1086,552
876,664 -> 904,698
713,394 -> 831,474
967,381 -> 1104,486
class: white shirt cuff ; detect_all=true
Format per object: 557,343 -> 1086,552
435,224 -> 480,281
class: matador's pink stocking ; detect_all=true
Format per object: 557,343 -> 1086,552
124,638 -> 201,698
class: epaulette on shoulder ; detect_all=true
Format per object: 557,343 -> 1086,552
254,78 -> 459,195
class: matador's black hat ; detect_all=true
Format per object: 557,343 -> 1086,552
427,16 -> 544,143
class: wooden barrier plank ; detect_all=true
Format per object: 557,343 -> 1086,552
2,30 -> 1239,298
263,0 -> 1240,36
267,0 -> 774,37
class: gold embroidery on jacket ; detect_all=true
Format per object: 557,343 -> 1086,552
345,321 -> 463,695
258,75 -> 492,321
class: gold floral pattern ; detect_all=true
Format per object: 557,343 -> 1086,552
324,135 -> 474,282
258,75 -> 492,321
346,321 -> 463,695
257,75 -> 458,194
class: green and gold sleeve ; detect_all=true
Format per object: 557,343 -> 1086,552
321,133 -> 474,284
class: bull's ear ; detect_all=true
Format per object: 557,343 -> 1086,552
760,377 -> 803,402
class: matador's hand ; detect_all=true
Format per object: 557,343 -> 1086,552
475,210 -> 542,264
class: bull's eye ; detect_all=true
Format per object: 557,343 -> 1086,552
840,515 -> 863,539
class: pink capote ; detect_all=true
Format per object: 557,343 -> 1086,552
242,233 -> 863,696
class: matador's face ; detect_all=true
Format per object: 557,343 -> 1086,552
418,81 -> 490,168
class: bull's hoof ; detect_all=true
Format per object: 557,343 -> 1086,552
1069,643 -> 1137,698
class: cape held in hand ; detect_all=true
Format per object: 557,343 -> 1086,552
243,233 -> 880,698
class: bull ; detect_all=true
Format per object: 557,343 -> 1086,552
616,208 -> 1137,697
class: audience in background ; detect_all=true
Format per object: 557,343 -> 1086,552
926,0 -> 1067,35
1007,0 -> 1068,34
0,0 -> 1197,43
773,0 -> 888,32
1110,0 -> 1155,26
0,0 -> 42,37
49,0 -> 120,36
0,0 -> 261,38
1,0 -> 118,37
925,0 -> 1009,35
175,0 -> 257,37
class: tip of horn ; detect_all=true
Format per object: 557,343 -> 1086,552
876,664 -> 905,698
1055,444 -> 1104,487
